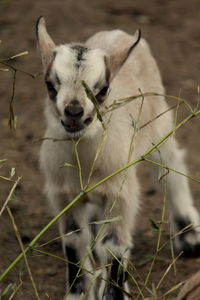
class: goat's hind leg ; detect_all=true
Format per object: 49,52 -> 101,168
151,137 -> 200,256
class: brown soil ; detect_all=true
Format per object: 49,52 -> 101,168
0,1 -> 200,299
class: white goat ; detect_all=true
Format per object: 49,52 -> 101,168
36,17 -> 200,300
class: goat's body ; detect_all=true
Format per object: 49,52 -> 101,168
38,25 -> 200,300
41,30 -> 170,199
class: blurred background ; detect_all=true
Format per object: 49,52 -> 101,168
0,0 -> 200,299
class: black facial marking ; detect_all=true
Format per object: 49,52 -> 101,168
45,80 -> 57,101
71,44 -> 88,68
95,85 -> 109,103
65,246 -> 85,294
44,55 -> 59,101
93,56 -> 110,104
103,258 -> 127,300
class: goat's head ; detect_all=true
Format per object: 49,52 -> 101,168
36,17 -> 141,138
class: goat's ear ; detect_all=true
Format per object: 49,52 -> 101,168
108,29 -> 141,81
36,16 -> 55,69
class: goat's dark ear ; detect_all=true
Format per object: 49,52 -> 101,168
36,17 -> 55,69
108,29 -> 141,81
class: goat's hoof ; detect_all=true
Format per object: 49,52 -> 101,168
178,235 -> 200,257
173,216 -> 200,257
102,284 -> 124,300
66,278 -> 85,299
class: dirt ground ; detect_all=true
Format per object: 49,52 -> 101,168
0,0 -> 200,299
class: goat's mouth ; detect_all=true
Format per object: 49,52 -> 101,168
61,117 -> 93,133
61,119 -> 84,133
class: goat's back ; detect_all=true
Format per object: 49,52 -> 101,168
86,30 -> 173,154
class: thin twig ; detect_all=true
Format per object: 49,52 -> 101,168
104,92 -> 192,114
0,177 -> 21,217
0,61 -> 41,78
8,280 -> 23,300
138,102 -> 184,131
141,184 -> 167,295
6,206 -> 40,300
156,252 -> 182,290
8,69 -> 17,131
0,51 -> 28,62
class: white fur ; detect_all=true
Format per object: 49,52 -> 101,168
38,22 -> 200,299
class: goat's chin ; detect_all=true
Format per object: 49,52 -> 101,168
62,119 -> 102,140
64,128 -> 86,139
64,125 -> 101,140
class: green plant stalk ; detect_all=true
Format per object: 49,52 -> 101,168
0,109 -> 199,282
85,129 -> 107,189
105,92 -> 193,113
81,80 -> 105,129
73,140 -> 84,190
143,157 -> 200,183
34,249 -> 76,266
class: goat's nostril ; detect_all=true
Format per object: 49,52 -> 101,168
84,117 -> 93,125
64,105 -> 84,119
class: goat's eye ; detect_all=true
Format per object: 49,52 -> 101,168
96,85 -> 109,103
46,81 -> 57,100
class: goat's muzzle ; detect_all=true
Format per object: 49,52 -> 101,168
61,102 -> 93,134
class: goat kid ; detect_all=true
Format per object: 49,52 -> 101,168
37,17 -> 200,300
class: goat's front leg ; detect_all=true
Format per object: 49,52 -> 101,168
87,208 -> 130,300
96,188 -> 139,300
102,250 -> 129,300
59,204 -> 95,300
